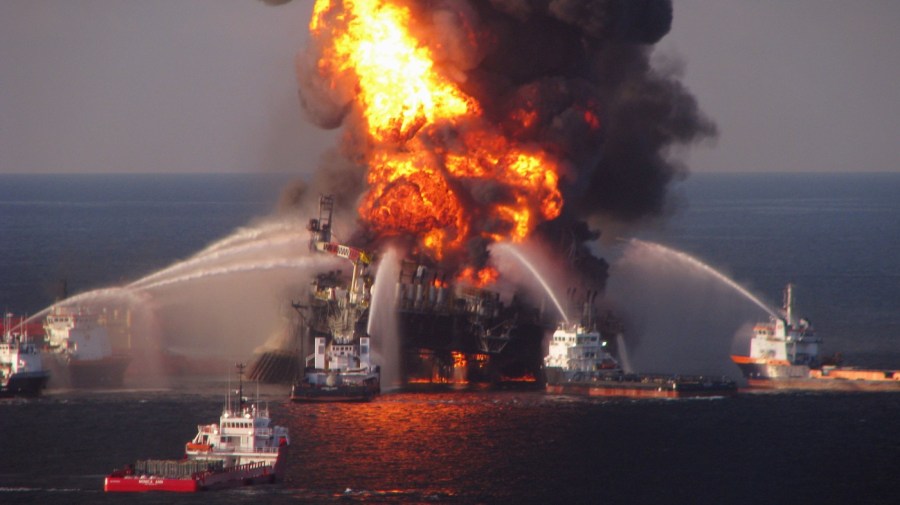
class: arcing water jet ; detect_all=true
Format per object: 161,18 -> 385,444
136,256 -> 341,292
491,242 -> 569,324
193,219 -> 304,257
628,239 -> 777,317
606,238 -> 776,376
130,218 -> 307,289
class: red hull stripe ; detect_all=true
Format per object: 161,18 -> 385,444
105,477 -> 198,493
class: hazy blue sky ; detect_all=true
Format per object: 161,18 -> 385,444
1,1 -> 898,174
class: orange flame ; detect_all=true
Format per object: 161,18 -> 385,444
457,266 -> 499,288
311,0 -> 563,265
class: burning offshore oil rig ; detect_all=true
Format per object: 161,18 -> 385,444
249,0 -> 714,387
249,195 -> 548,388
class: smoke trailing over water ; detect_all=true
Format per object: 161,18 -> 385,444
273,0 -> 714,293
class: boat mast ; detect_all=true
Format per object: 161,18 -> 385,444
236,362 -> 245,413
783,283 -> 795,327
308,195 -> 334,251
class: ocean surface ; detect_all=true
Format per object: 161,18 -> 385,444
1,172 -> 899,504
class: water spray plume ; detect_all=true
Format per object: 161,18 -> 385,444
137,256 -> 342,292
192,219 -> 306,257
606,238 -> 769,375
19,216 -> 344,363
130,232 -> 307,289
627,239 -> 777,317
367,247 -> 401,391
14,286 -> 151,329
491,243 -> 568,324
616,333 -> 634,374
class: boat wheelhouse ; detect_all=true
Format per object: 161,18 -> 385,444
104,365 -> 290,492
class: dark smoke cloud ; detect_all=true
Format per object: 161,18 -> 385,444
451,0 -> 715,223
293,48 -> 352,129
546,0 -> 673,44
276,0 -> 715,291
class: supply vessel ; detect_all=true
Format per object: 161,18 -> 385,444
288,195 -> 381,402
43,305 -> 131,388
1,314 -> 50,397
544,303 -> 737,398
731,284 -> 900,391
104,364 -> 290,492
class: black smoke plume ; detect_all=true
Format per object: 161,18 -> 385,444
270,0 -> 715,291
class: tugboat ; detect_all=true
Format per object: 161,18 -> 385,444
1,314 -> 50,397
290,196 -> 380,402
43,305 -> 131,388
731,284 -> 900,391
544,305 -> 737,399
104,364 -> 290,492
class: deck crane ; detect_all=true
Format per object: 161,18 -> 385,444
307,195 -> 373,305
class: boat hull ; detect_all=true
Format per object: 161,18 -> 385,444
69,354 -> 131,388
44,353 -> 132,388
545,383 -> 735,398
104,476 -> 199,493
744,378 -> 900,391
731,355 -> 900,392
104,462 -> 280,493
545,371 -> 737,399
290,382 -> 379,402
0,371 -> 50,398
291,370 -> 380,402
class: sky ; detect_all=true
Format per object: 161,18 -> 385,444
1,0 -> 898,174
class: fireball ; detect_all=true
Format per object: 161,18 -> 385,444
311,0 -> 563,265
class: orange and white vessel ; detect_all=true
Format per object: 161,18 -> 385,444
731,284 -> 900,391
104,365 -> 290,492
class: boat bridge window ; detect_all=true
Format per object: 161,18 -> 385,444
223,421 -> 254,429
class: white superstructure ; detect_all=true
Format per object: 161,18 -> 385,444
185,397 -> 290,469
1,314 -> 50,396
747,283 -> 821,366
105,365 -> 290,492
545,322 -> 620,373
292,195 -> 380,400
42,305 -> 131,387
44,306 -> 113,361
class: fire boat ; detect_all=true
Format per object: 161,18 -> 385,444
43,305 -> 131,388
104,364 -> 290,492
288,195 -> 381,402
731,284 -> 900,391
544,302 -> 737,399
1,313 -> 50,398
